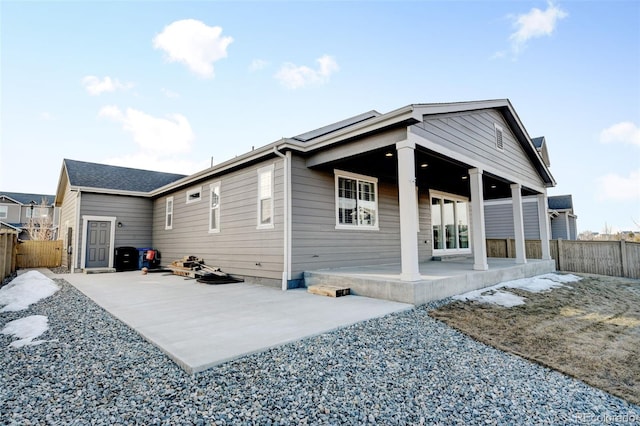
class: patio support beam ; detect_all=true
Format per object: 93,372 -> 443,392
537,192 -> 552,260
511,183 -> 527,264
469,168 -> 488,271
396,140 -> 421,281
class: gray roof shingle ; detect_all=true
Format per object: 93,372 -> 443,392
548,195 -> 573,210
0,192 -> 55,205
292,111 -> 380,142
64,159 -> 186,193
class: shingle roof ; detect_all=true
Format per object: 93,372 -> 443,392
0,192 -> 55,205
548,195 -> 573,210
64,159 -> 187,193
292,111 -> 380,142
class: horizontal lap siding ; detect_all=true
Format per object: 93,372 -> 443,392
152,159 -> 284,280
290,155 -> 401,277
78,193 -> 154,261
484,201 -> 540,239
414,110 -> 542,188
58,177 -> 77,269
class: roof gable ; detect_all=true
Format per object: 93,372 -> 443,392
64,159 -> 186,193
0,192 -> 55,205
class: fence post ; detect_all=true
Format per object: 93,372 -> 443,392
0,233 -> 6,280
506,238 -> 513,258
557,238 -> 564,271
620,240 -> 628,278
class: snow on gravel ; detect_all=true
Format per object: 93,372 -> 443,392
0,270 -> 59,312
1,315 -> 50,348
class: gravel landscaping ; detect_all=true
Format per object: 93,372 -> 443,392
1,278 -> 639,425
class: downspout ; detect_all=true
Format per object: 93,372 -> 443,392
73,190 -> 81,273
273,145 -> 291,290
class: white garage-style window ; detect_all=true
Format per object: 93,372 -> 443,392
257,164 -> 274,229
165,197 -> 174,230
209,182 -> 221,233
431,191 -> 470,254
335,170 -> 379,230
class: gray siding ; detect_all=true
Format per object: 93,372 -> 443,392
0,201 -> 21,223
484,199 -> 540,239
412,109 -> 543,189
551,213 -> 569,240
58,177 -> 78,270
75,193 -> 153,268
152,158 -> 284,283
569,216 -> 577,240
290,155 -> 403,278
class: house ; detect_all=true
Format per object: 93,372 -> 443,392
548,194 -> 577,240
55,99 -> 557,296
0,191 -> 59,240
54,159 -> 186,271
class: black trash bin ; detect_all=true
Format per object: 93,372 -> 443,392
115,246 -> 138,271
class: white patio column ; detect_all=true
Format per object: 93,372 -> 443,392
511,183 -> 527,264
469,168 -> 488,271
537,192 -> 552,260
396,140 -> 421,281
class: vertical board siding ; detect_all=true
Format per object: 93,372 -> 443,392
16,240 -> 63,268
152,158 -> 284,280
412,109 -> 543,189
290,155 -> 402,277
0,231 -> 19,279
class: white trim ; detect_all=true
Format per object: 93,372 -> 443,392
186,187 -> 202,204
273,148 -> 292,290
469,168 -> 488,270
165,197 -> 174,230
511,183 -> 527,264
429,190 -> 472,256
334,169 -> 380,231
80,215 -> 116,270
209,182 -> 221,233
408,129 -> 548,193
257,164 -> 275,229
483,196 -> 538,206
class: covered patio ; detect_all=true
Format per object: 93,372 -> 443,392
305,257 -> 556,305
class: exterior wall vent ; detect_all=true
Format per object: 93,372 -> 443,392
494,124 -> 504,151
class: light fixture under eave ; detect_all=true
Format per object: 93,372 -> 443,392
117,221 -> 123,228
384,152 -> 394,157
420,163 -> 428,168
490,185 -> 497,189
461,175 -> 468,180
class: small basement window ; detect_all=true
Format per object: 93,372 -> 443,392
186,187 -> 202,204
494,123 -> 504,151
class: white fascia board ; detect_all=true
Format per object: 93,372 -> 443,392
0,195 -> 22,205
408,128 -> 547,194
71,186 -> 149,197
484,196 -> 539,206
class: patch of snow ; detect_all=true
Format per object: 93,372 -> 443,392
1,315 -> 50,348
453,273 -> 582,307
0,270 -> 59,312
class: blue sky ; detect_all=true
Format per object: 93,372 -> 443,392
1,1 -> 639,234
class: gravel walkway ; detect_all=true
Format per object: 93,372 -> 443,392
1,279 -> 639,425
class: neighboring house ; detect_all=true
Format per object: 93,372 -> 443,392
548,194 -> 578,240
54,159 -> 186,272
0,191 -> 59,240
55,99 -> 556,289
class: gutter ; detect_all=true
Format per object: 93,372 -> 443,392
273,145 -> 292,290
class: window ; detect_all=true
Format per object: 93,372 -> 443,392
186,187 -> 202,204
431,191 -> 470,253
209,182 -> 220,233
165,197 -> 174,230
494,123 -> 504,151
335,170 -> 379,229
0,206 -> 7,219
26,207 -> 48,218
257,165 -> 274,229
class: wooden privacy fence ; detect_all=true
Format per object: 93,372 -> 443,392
1,229 -> 19,280
16,240 -> 63,269
487,238 -> 640,279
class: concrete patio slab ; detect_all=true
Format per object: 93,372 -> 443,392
39,269 -> 412,373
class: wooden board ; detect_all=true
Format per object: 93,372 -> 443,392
307,285 -> 350,298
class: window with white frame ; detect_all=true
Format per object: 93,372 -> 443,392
209,182 -> 221,233
26,207 -> 48,218
335,170 -> 379,229
186,187 -> 202,204
257,165 -> 274,228
0,206 -> 7,219
431,191 -> 470,253
165,197 -> 174,230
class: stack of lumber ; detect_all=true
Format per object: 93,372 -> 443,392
168,256 -> 221,278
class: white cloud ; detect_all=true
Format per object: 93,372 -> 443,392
40,112 -> 54,121
275,55 -> 339,89
498,2 -> 568,58
104,153 -> 209,176
153,19 -> 233,78
98,106 -> 193,155
595,169 -> 640,201
249,59 -> 268,72
599,122 -> 640,147
82,75 -> 133,95
161,88 -> 180,98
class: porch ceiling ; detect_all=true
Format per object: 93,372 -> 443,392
309,146 -> 537,200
